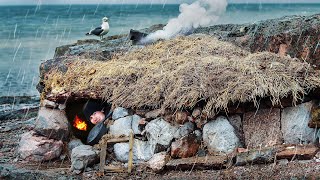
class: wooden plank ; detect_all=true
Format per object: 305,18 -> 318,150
128,131 -> 134,173
99,144 -> 108,174
107,137 -> 130,144
104,165 -> 126,173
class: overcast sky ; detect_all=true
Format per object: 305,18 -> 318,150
0,0 -> 319,5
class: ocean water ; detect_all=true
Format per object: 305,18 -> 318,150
0,3 -> 320,96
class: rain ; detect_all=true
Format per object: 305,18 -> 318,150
0,0 -> 320,179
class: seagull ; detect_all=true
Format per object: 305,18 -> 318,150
86,17 -> 109,40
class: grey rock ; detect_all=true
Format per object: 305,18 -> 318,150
42,99 -> 58,109
18,131 -> 63,162
235,147 -> 276,166
114,139 -> 154,163
68,139 -> 84,153
131,115 -> 142,135
281,101 -> 317,144
109,116 -> 133,136
71,145 -> 99,171
203,116 -> 240,154
174,122 -> 195,139
278,159 -> 289,166
112,107 -> 129,120
145,118 -> 178,148
34,107 -> 69,141
194,130 -> 203,141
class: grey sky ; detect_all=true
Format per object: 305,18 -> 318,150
0,0 -> 319,5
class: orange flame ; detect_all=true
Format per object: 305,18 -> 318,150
73,115 -> 87,131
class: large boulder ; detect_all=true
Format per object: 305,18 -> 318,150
145,118 -> 178,149
243,108 -> 282,148
281,101 -> 317,144
203,116 -> 240,154
34,107 -> 69,141
18,131 -> 63,162
114,139 -> 154,163
71,145 -> 99,171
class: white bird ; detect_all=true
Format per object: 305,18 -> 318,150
86,17 -> 109,40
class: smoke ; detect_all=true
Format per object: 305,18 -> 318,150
142,0 -> 228,43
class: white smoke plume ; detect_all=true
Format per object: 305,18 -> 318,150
142,0 -> 228,43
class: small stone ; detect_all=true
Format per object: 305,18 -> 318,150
278,159 -> 289,166
197,149 -> 207,157
42,99 -> 58,109
112,107 -> 129,120
58,104 -> 66,110
192,108 -> 202,118
175,111 -> 189,125
194,130 -> 202,141
72,170 -> 82,175
195,118 -> 207,129
147,152 -> 169,172
171,134 -> 200,158
145,109 -> 162,119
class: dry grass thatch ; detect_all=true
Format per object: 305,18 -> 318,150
43,34 -> 320,115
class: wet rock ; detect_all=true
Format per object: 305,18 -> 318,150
203,116 -> 240,154
243,108 -> 282,148
71,145 -> 99,171
68,139 -> 84,153
114,139 -> 154,163
174,122 -> 195,139
112,107 -> 129,120
235,147 -> 276,166
147,152 -> 169,172
281,101 -> 317,144
145,118 -> 178,148
18,131 -> 63,162
34,107 -> 69,141
171,134 -> 200,158
131,115 -> 142,135
109,116 -> 133,136
175,111 -> 189,125
41,99 -> 58,109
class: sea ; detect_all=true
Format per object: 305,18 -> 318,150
0,3 -> 320,96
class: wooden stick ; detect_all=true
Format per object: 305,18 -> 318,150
99,144 -> 108,174
128,131 -> 134,173
104,166 -> 126,173
107,137 -> 130,143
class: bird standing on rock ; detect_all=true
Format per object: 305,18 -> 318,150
86,17 -> 109,40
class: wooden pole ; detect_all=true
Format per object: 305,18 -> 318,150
128,131 -> 134,173
99,144 -> 108,175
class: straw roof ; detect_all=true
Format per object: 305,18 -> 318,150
43,34 -> 320,115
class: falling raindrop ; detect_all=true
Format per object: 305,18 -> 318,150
13,24 -> 17,39
12,43 -> 21,62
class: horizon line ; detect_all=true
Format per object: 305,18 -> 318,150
1,2 -> 320,6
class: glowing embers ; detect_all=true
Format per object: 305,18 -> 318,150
73,115 -> 88,131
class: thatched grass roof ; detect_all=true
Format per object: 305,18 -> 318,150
43,34 -> 320,115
